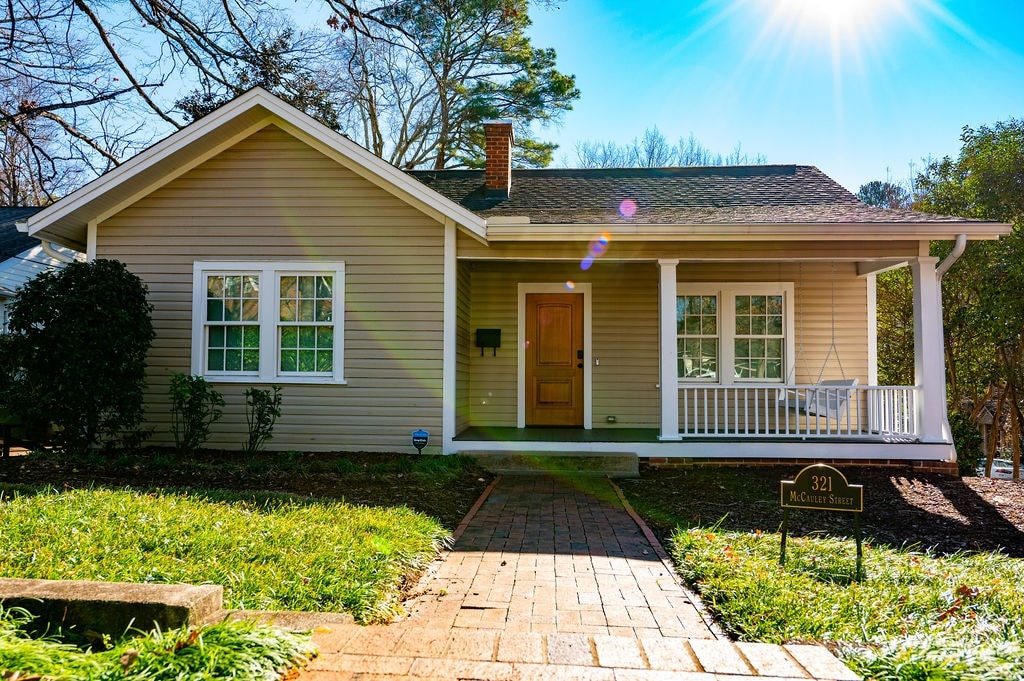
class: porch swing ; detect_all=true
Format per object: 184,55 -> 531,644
779,262 -> 858,422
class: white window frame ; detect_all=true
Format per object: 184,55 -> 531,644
677,283 -> 794,385
191,261 -> 346,384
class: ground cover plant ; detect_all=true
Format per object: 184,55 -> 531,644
0,607 -> 315,680
618,466 -> 1024,681
0,485 -> 449,623
673,528 -> 1024,679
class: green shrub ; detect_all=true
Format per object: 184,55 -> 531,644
168,373 -> 225,455
243,385 -> 282,455
949,408 -> 984,476
0,259 -> 155,453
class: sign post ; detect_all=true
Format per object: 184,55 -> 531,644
780,464 -> 864,579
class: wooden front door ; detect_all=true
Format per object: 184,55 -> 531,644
525,293 -> 584,426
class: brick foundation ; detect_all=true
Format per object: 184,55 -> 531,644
641,457 -> 961,476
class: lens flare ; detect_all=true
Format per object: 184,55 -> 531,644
619,199 -> 638,218
565,280 -> 576,290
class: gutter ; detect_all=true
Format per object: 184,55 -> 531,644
40,240 -> 76,264
16,221 -> 77,264
936,233 -> 967,279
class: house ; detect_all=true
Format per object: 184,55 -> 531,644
0,207 -> 77,331
20,89 -> 1011,468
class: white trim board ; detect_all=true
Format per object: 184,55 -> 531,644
447,438 -> 955,462
191,260 -> 346,384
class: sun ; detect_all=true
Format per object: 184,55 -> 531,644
775,0 -> 885,29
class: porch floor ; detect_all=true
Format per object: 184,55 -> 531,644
454,426 -> 908,444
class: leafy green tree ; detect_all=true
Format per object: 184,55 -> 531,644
914,119 -> 1024,474
856,180 -> 911,209
326,0 -> 579,168
0,259 -> 155,453
857,178 -> 916,386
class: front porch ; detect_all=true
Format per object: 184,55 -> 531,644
447,253 -> 954,462
450,381 -> 950,461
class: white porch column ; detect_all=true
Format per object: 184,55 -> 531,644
911,256 -> 947,443
441,220 -> 457,453
658,259 -> 681,441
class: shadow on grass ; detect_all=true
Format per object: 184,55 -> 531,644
618,465 -> 1024,557
0,448 -> 494,531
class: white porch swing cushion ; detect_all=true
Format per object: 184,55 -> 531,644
780,378 -> 859,421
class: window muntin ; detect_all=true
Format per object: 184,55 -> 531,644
677,295 -> 718,380
733,294 -> 784,380
193,262 -> 345,384
677,284 -> 791,384
205,274 -> 260,373
278,274 -> 334,375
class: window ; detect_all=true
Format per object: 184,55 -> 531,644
677,295 -> 718,380
677,284 -> 793,384
192,262 -> 345,383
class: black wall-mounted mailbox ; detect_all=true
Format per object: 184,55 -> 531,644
476,328 -> 501,356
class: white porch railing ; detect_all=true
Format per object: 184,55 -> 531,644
678,384 -> 918,439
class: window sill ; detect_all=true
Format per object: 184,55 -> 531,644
203,375 -> 347,386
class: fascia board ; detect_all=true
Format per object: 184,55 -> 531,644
484,221 -> 1012,242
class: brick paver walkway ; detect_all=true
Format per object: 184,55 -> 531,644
294,474 -> 860,680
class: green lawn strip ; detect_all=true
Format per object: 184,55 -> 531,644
0,607 -> 315,680
671,528 -> 1024,680
0,486 -> 449,623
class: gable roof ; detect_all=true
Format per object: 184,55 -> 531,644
24,89 -> 486,250
410,165 -> 1009,240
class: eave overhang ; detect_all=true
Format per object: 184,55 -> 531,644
482,221 -> 1012,242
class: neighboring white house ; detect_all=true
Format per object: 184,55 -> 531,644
0,207 -> 78,331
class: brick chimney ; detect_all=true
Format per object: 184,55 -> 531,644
483,120 -> 514,198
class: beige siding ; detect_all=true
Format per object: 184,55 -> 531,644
98,125 -> 444,453
674,261 -> 867,383
676,261 -> 869,426
467,261 -> 660,428
463,260 -> 868,431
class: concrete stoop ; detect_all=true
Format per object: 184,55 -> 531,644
303,626 -> 861,680
0,577 -> 223,636
465,451 -> 640,478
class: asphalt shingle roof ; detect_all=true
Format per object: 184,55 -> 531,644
0,207 -> 43,260
409,165 -> 976,225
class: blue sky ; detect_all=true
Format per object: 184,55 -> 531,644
526,0 -> 1024,192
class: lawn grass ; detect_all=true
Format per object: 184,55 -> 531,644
0,485 -> 449,624
670,527 -> 1024,679
0,606 -> 315,680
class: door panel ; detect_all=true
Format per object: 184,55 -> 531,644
526,293 -> 583,426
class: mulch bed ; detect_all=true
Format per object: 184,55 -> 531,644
619,465 -> 1024,557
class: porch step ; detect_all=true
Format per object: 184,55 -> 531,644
465,451 -> 639,478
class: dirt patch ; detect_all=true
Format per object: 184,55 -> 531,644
618,465 -> 1024,557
